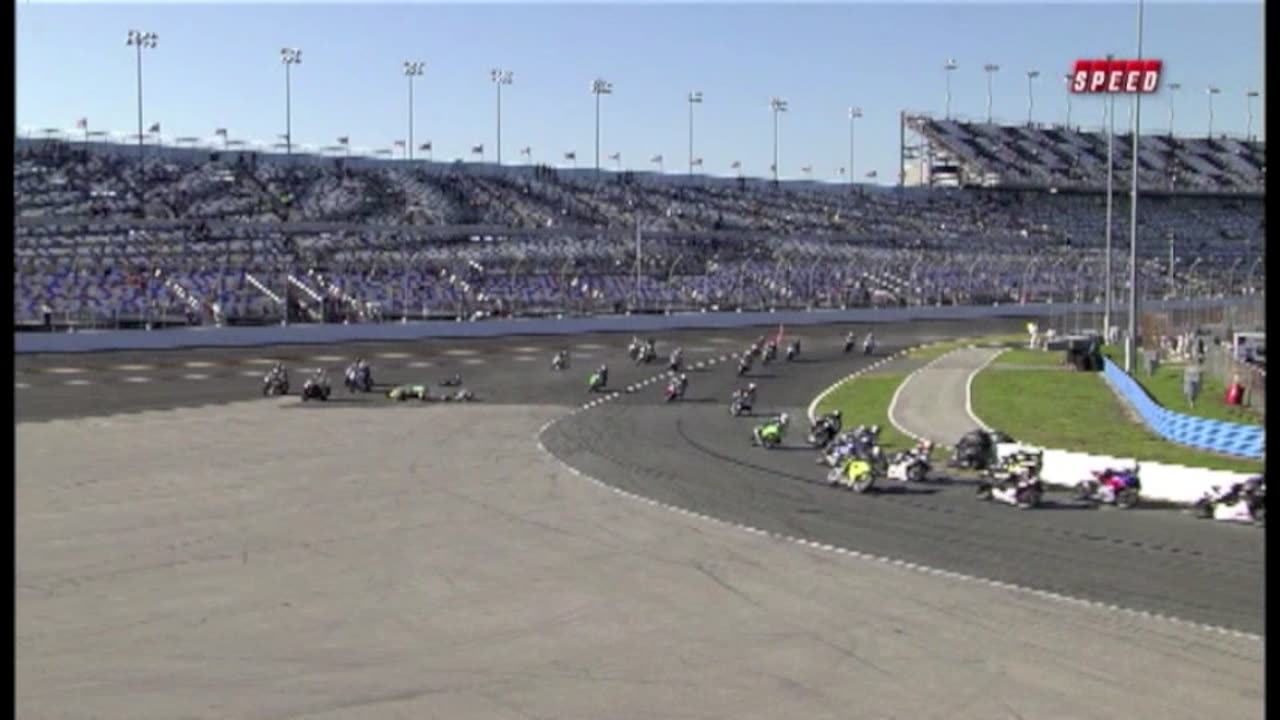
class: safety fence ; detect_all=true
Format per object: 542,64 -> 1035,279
1101,358 -> 1264,459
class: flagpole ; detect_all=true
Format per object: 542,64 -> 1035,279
1126,0 -> 1144,373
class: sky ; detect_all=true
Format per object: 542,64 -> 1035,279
15,2 -> 1265,184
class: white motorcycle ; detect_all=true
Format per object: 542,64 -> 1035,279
976,451 -> 1045,509
886,447 -> 932,484
1192,483 -> 1265,525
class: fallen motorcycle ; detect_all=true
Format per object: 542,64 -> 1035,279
1075,467 -> 1142,509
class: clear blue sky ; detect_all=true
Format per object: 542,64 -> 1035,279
16,2 -> 1264,183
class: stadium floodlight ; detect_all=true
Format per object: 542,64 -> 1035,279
1025,70 -> 1040,126
770,97 -> 788,183
1166,82 -> 1181,136
126,30 -> 159,209
1103,53 -> 1117,341
1206,86 -> 1221,139
403,61 -> 425,161
1245,90 -> 1259,140
280,48 -> 303,156
491,68 -> 514,165
944,59 -> 958,119
688,91 -> 703,176
847,107 -> 863,186
1063,74 -> 1074,129
983,64 -> 1000,123
591,78 -> 614,173
1126,0 -> 1146,374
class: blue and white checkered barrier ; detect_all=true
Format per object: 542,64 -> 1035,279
1102,358 -> 1264,460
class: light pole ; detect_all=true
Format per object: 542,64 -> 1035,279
770,96 -> 788,183
1246,90 -> 1259,140
1104,53 -> 1116,339
944,59 -> 958,119
280,47 -> 302,156
1063,74 -> 1073,129
403,61 -> 424,161
1126,0 -> 1145,373
126,29 -> 158,208
1206,85 -> 1220,138
491,68 -> 513,165
847,106 -> 862,185
983,63 -> 1000,123
687,91 -> 703,175
591,78 -> 613,173
1025,69 -> 1040,125
1166,82 -> 1181,136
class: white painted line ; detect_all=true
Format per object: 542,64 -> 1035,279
408,361 -> 433,368
15,382 -> 29,390
123,376 -> 151,384
184,361 -> 215,369
244,358 -> 280,366
311,355 -> 346,362
376,352 -> 412,359
443,349 -> 479,356
184,373 -> 210,380
240,370 -> 263,377
47,367 -> 85,375
512,355 -> 537,362
574,343 -> 607,351
512,346 -> 542,353
113,363 -> 152,371
964,348 -> 1007,431
462,358 -> 486,365
707,337 -> 735,344
65,379 -> 91,386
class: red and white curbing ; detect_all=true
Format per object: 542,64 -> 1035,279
532,343 -> 1261,643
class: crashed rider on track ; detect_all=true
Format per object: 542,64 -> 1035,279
733,382 -> 758,411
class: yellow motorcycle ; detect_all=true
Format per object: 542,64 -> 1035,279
827,454 -> 882,493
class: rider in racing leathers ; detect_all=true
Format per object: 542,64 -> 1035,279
863,331 -> 876,354
753,412 -> 790,445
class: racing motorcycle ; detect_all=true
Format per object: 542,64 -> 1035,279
785,340 -> 801,362
638,342 -> 657,365
262,367 -> 289,396
752,415 -> 788,449
843,333 -> 857,354
439,374 -> 463,387
301,374 -> 331,402
761,343 -> 778,365
664,377 -> 688,402
949,429 -> 1014,471
827,451 -> 886,493
736,355 -> 753,376
886,442 -> 934,484
1192,478 -> 1265,525
587,371 -> 606,393
344,363 -> 373,393
807,418 -> 839,448
975,450 -> 1045,508
387,384 -> 429,402
668,353 -> 683,373
729,392 -> 751,417
442,388 -> 475,403
551,352 -> 569,372
1075,466 -> 1142,509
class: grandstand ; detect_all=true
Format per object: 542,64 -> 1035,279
13,129 -> 1265,329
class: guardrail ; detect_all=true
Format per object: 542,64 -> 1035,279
15,298 -> 1250,355
1101,358 -> 1264,459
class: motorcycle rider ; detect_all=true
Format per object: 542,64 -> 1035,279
552,350 -> 569,371
863,331 -> 876,355
669,347 -> 683,371
753,412 -> 790,446
596,364 -> 609,388
786,338 -> 801,360
844,330 -> 857,352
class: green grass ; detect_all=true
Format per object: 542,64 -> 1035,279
1130,360 -> 1263,427
971,367 -> 1263,473
991,348 -> 1071,367
814,371 -> 914,453
906,333 -> 1025,362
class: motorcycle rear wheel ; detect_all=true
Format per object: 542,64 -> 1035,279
1115,488 -> 1140,509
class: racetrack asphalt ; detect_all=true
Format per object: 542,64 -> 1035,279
15,317 -> 1264,719
17,317 -> 1265,635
